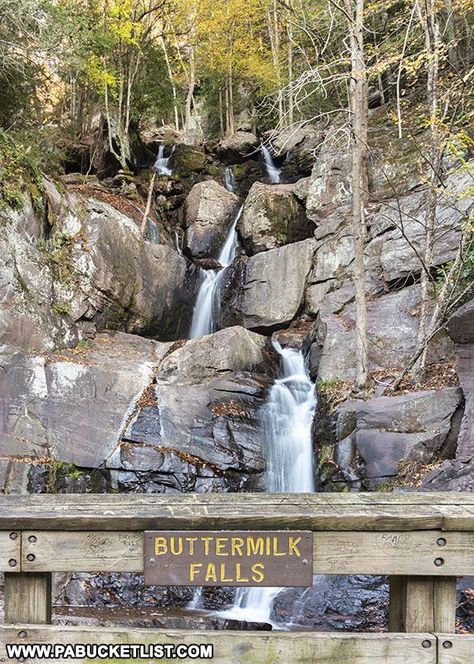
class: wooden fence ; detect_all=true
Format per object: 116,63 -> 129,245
0,492 -> 473,663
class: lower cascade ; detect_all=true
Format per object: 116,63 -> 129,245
221,342 -> 316,624
189,206 -> 242,338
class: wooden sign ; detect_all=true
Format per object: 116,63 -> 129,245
144,530 -> 313,587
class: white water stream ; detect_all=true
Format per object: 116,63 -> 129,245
189,206 -> 242,338
219,342 -> 316,624
153,144 -> 174,175
224,166 -> 236,192
261,144 -> 281,184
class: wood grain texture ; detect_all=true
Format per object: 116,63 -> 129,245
0,493 -> 473,531
4,573 -> 52,624
437,634 -> 474,664
0,531 -> 20,572
388,576 -> 458,633
20,530 -> 473,576
0,627 -> 438,664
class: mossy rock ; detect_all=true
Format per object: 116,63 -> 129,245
171,144 -> 207,178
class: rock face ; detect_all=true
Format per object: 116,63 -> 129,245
0,332 -> 165,493
215,131 -> 259,164
273,575 -> 388,630
216,239 -> 317,332
1,326 -> 277,495
238,182 -> 313,254
0,185 -> 198,350
271,125 -> 323,179
423,298 -> 474,491
334,388 -> 463,484
376,171 -> 473,283
114,327 -> 277,493
184,181 -> 241,258
313,285 -> 453,382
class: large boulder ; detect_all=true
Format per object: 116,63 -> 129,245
216,239 -> 317,332
0,327 -> 279,495
238,182 -> 313,254
0,185 -> 199,349
0,332 -> 167,493
169,144 -> 207,178
334,388 -> 463,483
110,327 -> 278,492
183,180 -> 241,259
215,131 -> 259,164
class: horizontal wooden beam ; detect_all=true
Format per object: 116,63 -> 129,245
437,634 -> 474,663
0,530 -> 20,572
19,529 -> 474,576
1,493 -> 473,532
0,627 -> 439,664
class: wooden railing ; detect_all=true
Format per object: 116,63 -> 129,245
1,492 -> 473,663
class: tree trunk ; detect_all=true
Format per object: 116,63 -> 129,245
185,47 -> 196,132
414,0 -> 442,381
346,0 -> 369,390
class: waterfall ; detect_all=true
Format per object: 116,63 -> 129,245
189,206 -> 243,338
224,166 -> 235,192
261,144 -> 281,184
153,144 -> 174,175
220,342 -> 316,624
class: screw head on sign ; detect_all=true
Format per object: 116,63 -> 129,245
442,641 -> 453,649
8,559 -> 17,567
28,535 -> 37,544
437,537 -> 447,547
26,553 -> 35,562
18,631 -> 27,639
9,532 -> 18,540
421,640 -> 432,649
434,557 -> 445,567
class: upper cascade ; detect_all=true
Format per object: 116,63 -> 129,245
153,144 -> 174,175
189,206 -> 243,338
260,144 -> 281,184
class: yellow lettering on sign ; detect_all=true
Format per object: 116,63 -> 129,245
186,536 -> 197,555
189,563 -> 202,581
170,537 -> 183,555
273,536 -> 286,556
246,537 -> 264,556
231,537 -> 244,556
202,537 -> 213,556
216,537 -> 229,556
236,563 -> 249,583
205,563 -> 217,582
289,536 -> 301,556
220,563 -> 233,582
251,563 -> 265,583
154,537 -> 168,555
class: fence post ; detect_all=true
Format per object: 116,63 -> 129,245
4,573 -> 52,624
389,576 -> 457,632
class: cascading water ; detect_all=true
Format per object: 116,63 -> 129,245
220,342 -> 316,624
224,166 -> 235,192
153,144 -> 174,175
189,206 -> 243,338
261,144 -> 281,184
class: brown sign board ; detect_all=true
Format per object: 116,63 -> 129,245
144,530 -> 313,587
